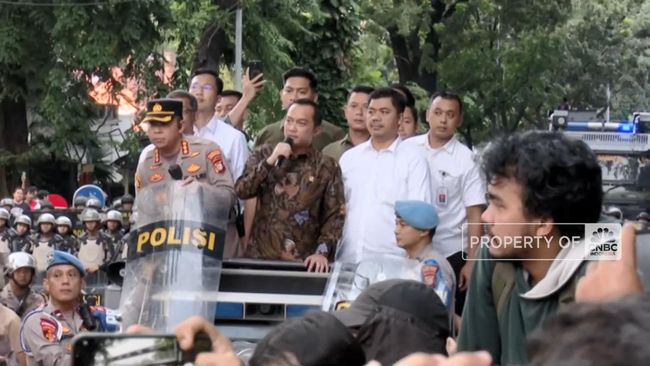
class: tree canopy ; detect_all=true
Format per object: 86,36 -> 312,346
0,0 -> 647,195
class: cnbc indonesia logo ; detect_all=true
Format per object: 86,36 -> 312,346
585,224 -> 621,260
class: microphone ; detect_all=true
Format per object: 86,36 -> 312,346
168,164 -> 183,180
276,137 -> 294,168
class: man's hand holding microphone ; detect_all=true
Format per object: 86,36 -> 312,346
266,137 -> 294,167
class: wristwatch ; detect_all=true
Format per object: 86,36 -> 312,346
315,243 -> 329,256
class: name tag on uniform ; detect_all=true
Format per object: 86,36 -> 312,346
437,186 -> 448,207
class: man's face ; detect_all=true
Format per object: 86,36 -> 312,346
84,221 -> 99,233
367,97 -> 401,142
12,267 -> 33,288
147,120 -> 181,150
13,189 -> 24,203
344,92 -> 370,132
57,225 -> 69,236
283,104 -> 320,148
122,203 -> 133,211
44,265 -> 83,303
395,218 -> 426,249
0,219 -> 6,229
426,97 -> 462,141
179,97 -> 196,135
398,106 -> 417,139
215,95 -> 240,119
280,77 -> 317,109
107,221 -> 119,232
482,177 -> 540,259
26,190 -> 36,202
39,223 -> 53,234
189,74 -> 219,112
16,223 -> 28,236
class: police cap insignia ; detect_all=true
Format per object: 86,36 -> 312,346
46,252 -> 55,265
142,98 -> 183,124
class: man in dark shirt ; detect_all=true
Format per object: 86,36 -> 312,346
254,67 -> 345,150
236,99 -> 345,272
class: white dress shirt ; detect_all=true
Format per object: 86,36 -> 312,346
194,115 -> 249,180
404,135 -> 486,257
338,138 -> 432,263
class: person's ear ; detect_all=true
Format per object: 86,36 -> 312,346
534,217 -> 555,237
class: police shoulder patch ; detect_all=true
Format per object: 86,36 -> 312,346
39,316 -> 61,343
207,149 -> 226,174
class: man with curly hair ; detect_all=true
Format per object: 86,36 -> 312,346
457,131 -> 603,365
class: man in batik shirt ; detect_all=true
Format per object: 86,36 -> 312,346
236,99 -> 345,272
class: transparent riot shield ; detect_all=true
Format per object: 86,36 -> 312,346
322,255 -> 455,320
119,180 -> 231,332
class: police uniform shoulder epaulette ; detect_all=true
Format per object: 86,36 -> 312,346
20,304 -> 51,356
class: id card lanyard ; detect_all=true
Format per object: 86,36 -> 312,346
436,170 -> 449,207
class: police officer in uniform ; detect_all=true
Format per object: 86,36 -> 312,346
20,251 -> 111,366
119,194 -> 134,234
54,217 -> 78,255
0,253 -> 46,318
24,214 -> 63,273
71,197 -> 87,239
0,208 -> 14,264
77,209 -> 113,276
102,210 -> 124,254
0,302 -> 22,366
134,98 -> 235,205
9,216 -> 34,254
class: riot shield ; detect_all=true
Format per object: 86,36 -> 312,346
322,255 -> 455,318
118,180 -> 231,332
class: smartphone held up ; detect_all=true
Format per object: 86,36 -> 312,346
72,332 -> 212,366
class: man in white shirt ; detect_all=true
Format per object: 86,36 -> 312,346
189,68 -> 251,258
403,91 -> 486,315
338,88 -> 432,263
189,69 -> 249,180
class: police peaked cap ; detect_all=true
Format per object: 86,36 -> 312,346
142,98 -> 184,124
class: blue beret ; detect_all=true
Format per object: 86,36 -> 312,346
47,250 -> 85,276
395,200 -> 439,230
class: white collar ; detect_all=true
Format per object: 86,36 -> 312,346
424,134 -> 457,155
362,137 -> 401,153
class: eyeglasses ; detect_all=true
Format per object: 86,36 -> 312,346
189,84 -> 215,93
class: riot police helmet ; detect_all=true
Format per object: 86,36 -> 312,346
74,196 -> 88,208
56,216 -> 73,228
36,213 -> 56,226
0,208 -> 10,221
14,215 -> 32,228
86,198 -> 102,210
121,194 -> 134,205
0,198 -> 13,208
81,208 -> 101,222
106,210 -> 122,222
6,252 -> 37,275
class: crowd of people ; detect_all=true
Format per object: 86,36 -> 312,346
0,64 -> 647,366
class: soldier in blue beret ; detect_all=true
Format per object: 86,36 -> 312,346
394,200 -> 456,312
19,251 -> 114,365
